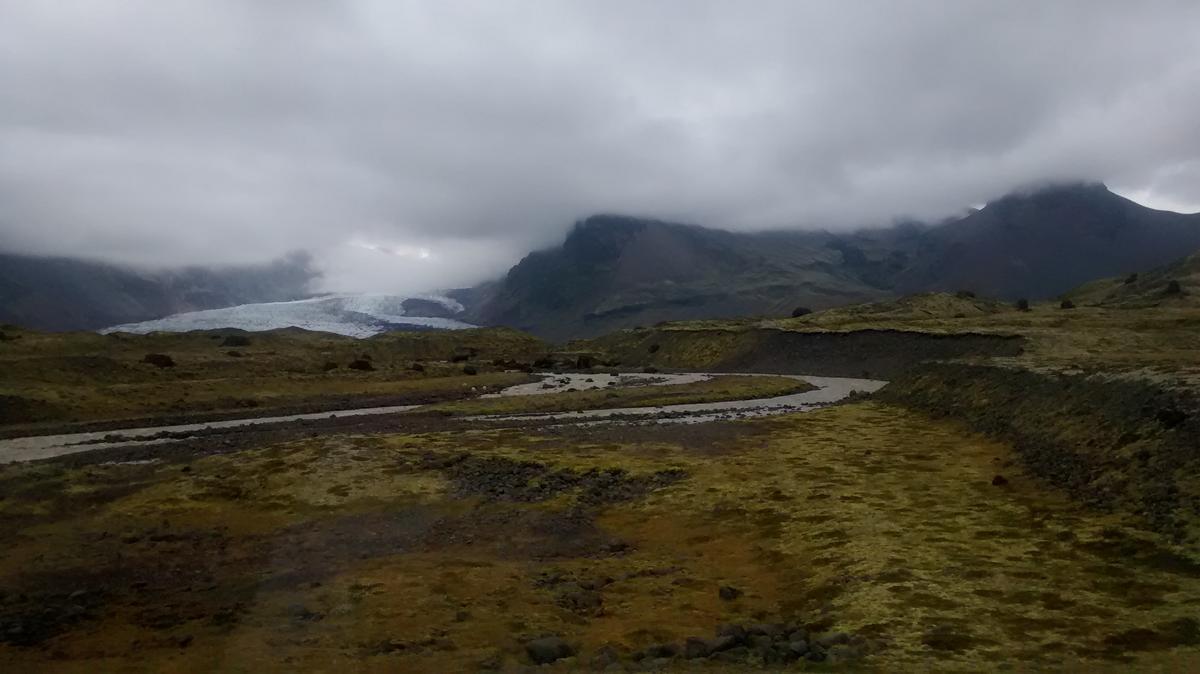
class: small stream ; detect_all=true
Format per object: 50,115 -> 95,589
0,373 -> 885,464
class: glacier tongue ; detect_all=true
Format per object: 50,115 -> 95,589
99,294 -> 476,338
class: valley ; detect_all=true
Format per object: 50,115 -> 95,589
5,4 -> 1199,672
3,257 -> 1200,672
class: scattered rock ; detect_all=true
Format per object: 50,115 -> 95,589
718,585 -> 743,601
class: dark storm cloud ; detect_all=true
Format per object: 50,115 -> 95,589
1,1 -> 1199,292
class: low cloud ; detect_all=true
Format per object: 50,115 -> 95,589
1,1 -> 1198,292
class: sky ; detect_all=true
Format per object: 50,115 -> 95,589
1,1 -> 1199,294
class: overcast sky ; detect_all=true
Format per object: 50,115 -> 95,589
2,1 -> 1199,293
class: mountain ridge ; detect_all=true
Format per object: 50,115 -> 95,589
463,182 -> 1200,340
0,251 -> 319,331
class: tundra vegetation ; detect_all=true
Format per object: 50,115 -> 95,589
3,258 -> 1200,671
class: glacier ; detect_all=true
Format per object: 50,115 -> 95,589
99,294 -> 476,338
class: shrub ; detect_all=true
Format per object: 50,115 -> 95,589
1165,280 -> 1183,295
643,366 -> 659,374
410,362 -> 426,372
322,361 -> 338,371
791,306 -> 813,318
220,335 -> 251,347
955,290 -> 976,299
1015,298 -> 1030,311
1059,299 -> 1075,309
142,353 -> 175,368
647,344 -> 660,353
1124,273 -> 1139,285
575,354 -> 594,369
226,350 -> 244,358
462,364 -> 478,375
347,359 -> 374,371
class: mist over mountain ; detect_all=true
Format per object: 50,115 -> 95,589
894,182 -> 1200,299
6,183 -> 1199,340
464,183 -> 1200,340
0,251 -> 318,331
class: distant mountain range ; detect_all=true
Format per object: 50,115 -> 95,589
460,183 -> 1200,339
5,182 -> 1199,340
0,251 -> 319,331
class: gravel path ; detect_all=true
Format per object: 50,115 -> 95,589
0,373 -> 885,463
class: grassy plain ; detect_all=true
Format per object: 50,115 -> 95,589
0,326 -> 546,429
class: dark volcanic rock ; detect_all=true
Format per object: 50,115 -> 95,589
683,637 -> 711,659
525,636 -> 573,664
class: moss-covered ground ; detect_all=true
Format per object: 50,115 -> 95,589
0,326 -> 546,429
4,402 -> 1200,671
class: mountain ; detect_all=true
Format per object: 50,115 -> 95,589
101,294 -> 475,338
0,251 -> 319,331
465,183 -> 1200,340
894,182 -> 1200,299
461,215 -> 909,340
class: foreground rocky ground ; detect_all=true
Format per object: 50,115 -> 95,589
4,400 -> 1200,672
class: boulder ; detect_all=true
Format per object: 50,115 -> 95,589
525,636 -> 574,665
718,585 -> 743,601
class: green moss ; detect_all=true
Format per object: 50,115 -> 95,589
5,404 -> 1200,671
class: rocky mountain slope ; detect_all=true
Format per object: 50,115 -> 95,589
0,251 -> 319,331
467,183 -> 1200,340
894,182 -> 1200,299
1066,250 -> 1200,308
